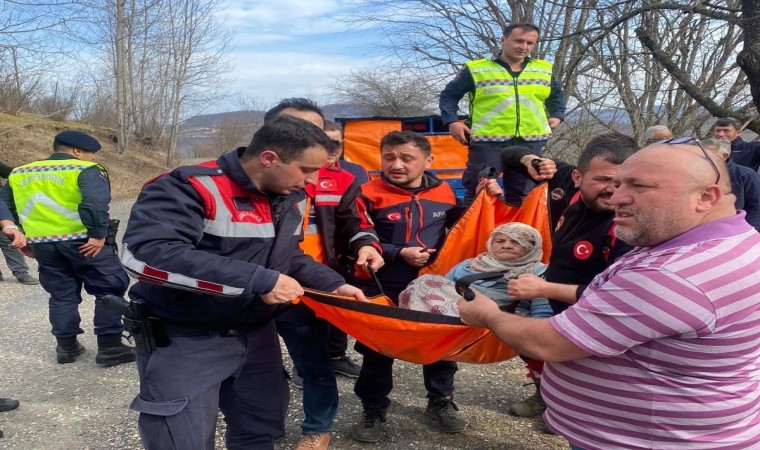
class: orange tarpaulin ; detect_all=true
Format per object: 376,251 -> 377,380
342,119 -> 468,180
299,186 -> 551,365
421,183 -> 551,274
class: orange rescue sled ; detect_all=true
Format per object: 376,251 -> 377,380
299,186 -> 551,365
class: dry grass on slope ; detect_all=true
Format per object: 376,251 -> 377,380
0,112 -> 170,200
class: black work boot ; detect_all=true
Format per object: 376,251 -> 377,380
425,396 -> 467,433
508,378 -> 546,417
0,398 -> 19,412
331,355 -> 361,378
351,405 -> 387,443
95,334 -> 136,367
56,337 -> 86,364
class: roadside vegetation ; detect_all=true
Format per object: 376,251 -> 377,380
0,112 -> 167,200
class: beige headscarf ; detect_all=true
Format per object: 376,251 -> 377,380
468,222 -> 542,279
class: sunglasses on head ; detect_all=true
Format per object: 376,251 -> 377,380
652,136 -> 720,185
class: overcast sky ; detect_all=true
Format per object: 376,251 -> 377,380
216,0 -> 382,110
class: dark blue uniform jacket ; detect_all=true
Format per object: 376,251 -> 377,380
730,137 -> 760,172
728,160 -> 760,230
0,197 -> 13,221
122,149 -> 344,328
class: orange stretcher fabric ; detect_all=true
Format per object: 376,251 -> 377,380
299,186 -> 551,365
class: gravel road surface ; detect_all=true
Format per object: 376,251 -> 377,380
0,198 -> 569,449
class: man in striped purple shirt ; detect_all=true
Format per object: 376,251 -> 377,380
459,143 -> 760,449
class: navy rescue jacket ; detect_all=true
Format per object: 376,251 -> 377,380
122,148 -> 345,328
730,137 -> 760,172
728,160 -> 760,230
361,172 -> 461,292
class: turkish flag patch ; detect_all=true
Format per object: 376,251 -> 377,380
573,241 -> 593,260
317,177 -> 337,192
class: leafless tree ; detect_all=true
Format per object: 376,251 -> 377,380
342,0 -> 756,156
32,81 -> 78,121
76,85 -> 119,127
85,0 -> 232,159
114,0 -> 130,153
0,1 -> 86,115
332,68 -> 439,116
0,48 -> 42,114
738,0 -> 760,122
161,0 -> 233,165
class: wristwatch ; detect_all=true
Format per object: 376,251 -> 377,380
1,224 -> 19,232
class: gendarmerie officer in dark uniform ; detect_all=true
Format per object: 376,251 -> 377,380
121,116 -> 367,449
1,130 -> 135,366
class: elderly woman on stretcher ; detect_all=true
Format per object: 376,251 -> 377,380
398,223 -> 553,319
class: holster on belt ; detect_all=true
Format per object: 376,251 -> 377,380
101,295 -> 166,353
105,219 -> 120,251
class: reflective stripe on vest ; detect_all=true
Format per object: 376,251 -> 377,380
466,58 -> 553,142
190,175 -> 304,238
8,160 -> 100,242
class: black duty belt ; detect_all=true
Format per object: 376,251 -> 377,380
159,322 -> 246,338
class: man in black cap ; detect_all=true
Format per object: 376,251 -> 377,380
0,130 -> 135,366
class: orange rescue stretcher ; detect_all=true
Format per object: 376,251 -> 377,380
299,186 -> 552,365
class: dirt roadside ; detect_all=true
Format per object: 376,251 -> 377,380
0,198 -> 569,450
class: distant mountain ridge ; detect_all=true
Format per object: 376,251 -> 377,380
178,102 -> 376,156
181,104 -> 734,158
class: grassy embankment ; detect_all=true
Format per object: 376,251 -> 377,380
0,112 -> 170,200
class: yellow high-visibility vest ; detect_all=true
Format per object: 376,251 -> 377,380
466,58 -> 553,142
8,159 -> 102,243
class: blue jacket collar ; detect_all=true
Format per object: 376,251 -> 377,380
217,148 -> 260,194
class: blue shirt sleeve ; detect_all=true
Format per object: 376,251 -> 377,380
738,167 -> 760,231
78,166 -> 112,238
0,197 -> 13,222
546,75 -> 566,120
0,184 -> 17,222
439,65 -> 474,126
